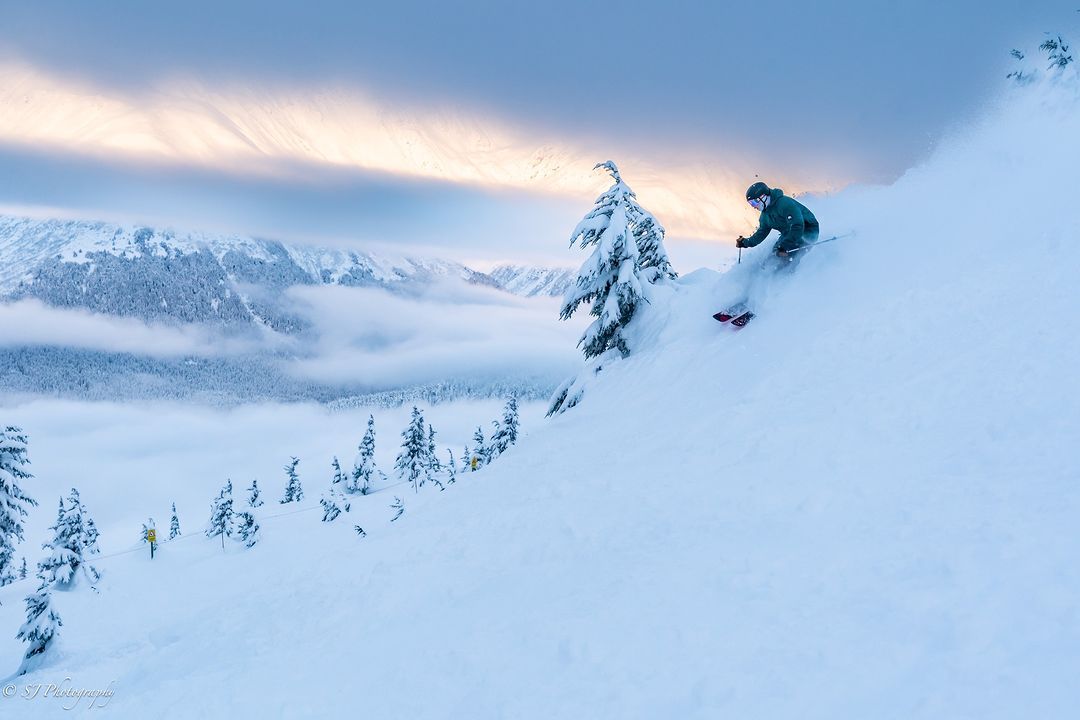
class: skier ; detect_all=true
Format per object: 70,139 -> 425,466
735,182 -> 819,260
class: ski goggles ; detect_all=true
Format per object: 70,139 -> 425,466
747,196 -> 765,211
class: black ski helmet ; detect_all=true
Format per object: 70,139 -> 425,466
746,181 -> 770,201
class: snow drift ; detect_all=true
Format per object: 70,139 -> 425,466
1,54 -> 1079,718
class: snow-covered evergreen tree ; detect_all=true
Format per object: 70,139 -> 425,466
232,510 -> 260,548
489,396 -> 520,459
16,573 -> 62,675
320,486 -> 351,522
280,458 -> 303,504
445,449 -> 457,486
19,556 -> 27,580
390,496 -> 404,522
331,456 -> 347,485
395,407 -> 428,493
555,161 -> 676,382
471,426 -> 487,470
461,445 -> 471,473
0,426 -> 38,587
349,415 -> 379,495
39,489 -> 101,589
247,479 -> 263,508
206,481 -> 234,548
169,502 -> 181,540
425,424 -> 444,490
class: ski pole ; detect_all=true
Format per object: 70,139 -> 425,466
738,247 -> 742,265
786,232 -> 854,253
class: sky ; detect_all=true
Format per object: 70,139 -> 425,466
0,0 -> 1076,266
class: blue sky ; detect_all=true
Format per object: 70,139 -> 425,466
0,0 -> 1076,265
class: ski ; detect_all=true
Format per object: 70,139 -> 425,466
731,311 -> 755,328
713,301 -> 749,323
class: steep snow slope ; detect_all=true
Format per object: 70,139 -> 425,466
1,67 -> 1079,718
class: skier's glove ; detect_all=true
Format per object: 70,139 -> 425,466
735,236 -> 747,248
776,248 -> 790,258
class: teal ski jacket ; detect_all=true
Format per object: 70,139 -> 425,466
743,188 -> 819,253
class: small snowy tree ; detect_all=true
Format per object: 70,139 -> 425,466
19,556 -> 27,580
395,407 -> 428,493
489,396 -> 520,459
320,486 -> 351,522
558,161 -> 675,362
16,573 -> 62,675
280,458 -> 303,504
232,511 -> 260,548
471,427 -> 487,470
331,456 -> 347,485
390,496 -> 405,522
0,426 -> 38,588
206,481 -> 234,549
425,424 -> 444,490
169,502 -> 181,540
247,479 -> 263,508
1041,35 -> 1073,69
349,415 -> 379,495
461,445 -> 471,473
445,449 -> 457,486
39,489 -> 101,589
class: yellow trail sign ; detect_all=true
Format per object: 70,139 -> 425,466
147,529 -> 156,543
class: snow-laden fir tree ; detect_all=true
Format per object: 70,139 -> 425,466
558,161 -> 674,362
320,485 -> 351,522
426,425 -> 444,490
489,396 -> 520,459
461,445 -> 471,473
0,426 -> 38,588
395,407 -> 428,493
39,489 -> 101,589
280,457 -> 303,504
349,415 -> 379,495
331,456 -> 347,485
471,426 -> 487,470
169,502 -> 181,540
206,480 -> 234,548
247,479 -> 263,508
232,510 -> 259,548
19,556 -> 27,580
445,449 -> 457,486
390,496 -> 405,522
16,572 -> 62,675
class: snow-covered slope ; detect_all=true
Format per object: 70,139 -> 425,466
1,57 -> 1079,719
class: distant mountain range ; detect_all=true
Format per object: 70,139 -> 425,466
0,216 -> 574,332
0,215 -> 578,404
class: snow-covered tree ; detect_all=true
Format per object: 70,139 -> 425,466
247,479 -> 263,508
489,396 -> 520,459
280,458 -> 303,504
559,161 -> 673,362
39,489 -> 101,589
331,456 -> 347,485
232,511 -> 259,548
16,573 -> 62,675
390,496 -> 405,522
445,449 -> 457,486
169,503 -> 181,540
471,427 -> 487,470
320,486 -> 351,522
461,445 -> 471,473
19,556 -> 27,580
349,415 -> 379,495
425,424 -> 444,490
395,407 -> 428,493
206,481 -> 234,548
0,426 -> 38,588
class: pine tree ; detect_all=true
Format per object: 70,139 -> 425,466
320,486 -> 351,522
558,161 -> 674,362
395,407 -> 428,493
39,489 -> 101,589
390,496 -> 405,522
445,449 -> 457,486
247,479 -> 263,508
280,458 -> 303,504
426,424 -> 444,491
331,456 -> 347,485
19,556 -> 27,580
16,573 -> 62,675
349,415 -> 379,495
206,480 -> 234,548
461,445 -> 471,473
0,426 -> 38,588
471,427 -> 487,470
232,511 -> 260,548
169,503 -> 181,540
489,396 -> 520,459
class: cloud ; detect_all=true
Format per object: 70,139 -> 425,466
0,298 -> 280,358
